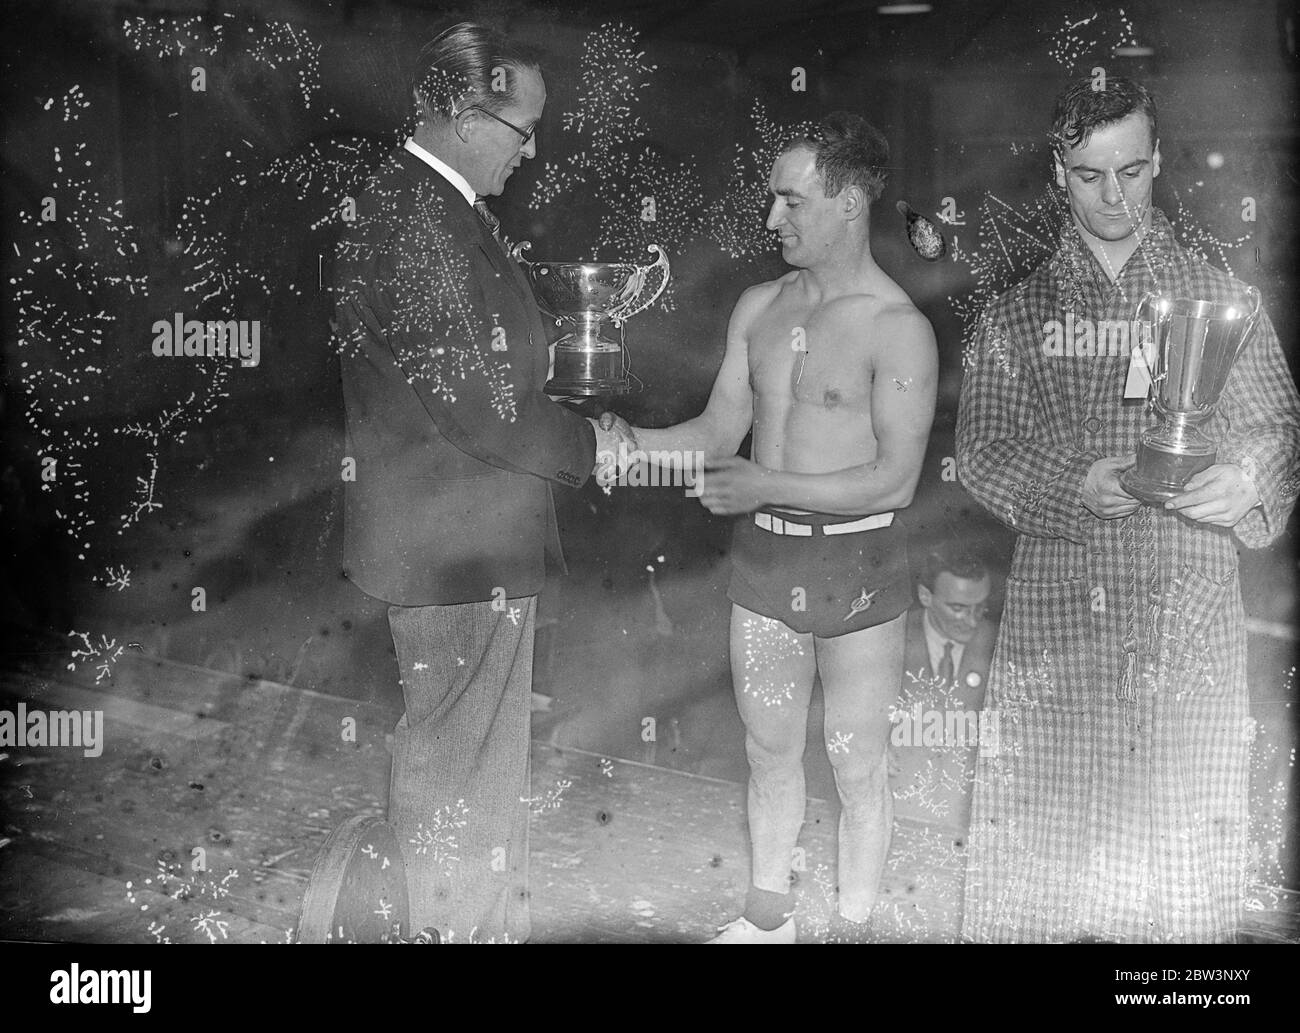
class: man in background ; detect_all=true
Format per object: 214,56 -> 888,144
891,543 -> 995,834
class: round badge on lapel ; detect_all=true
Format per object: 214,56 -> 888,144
965,671 -> 982,689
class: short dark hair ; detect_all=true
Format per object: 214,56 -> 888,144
781,111 -> 890,202
412,21 -> 543,121
919,542 -> 990,591
1050,75 -> 1158,158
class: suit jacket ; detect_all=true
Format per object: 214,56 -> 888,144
891,605 -> 995,832
902,605 -> 994,707
335,148 -> 595,605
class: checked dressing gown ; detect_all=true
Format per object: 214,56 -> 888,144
956,209 -> 1300,942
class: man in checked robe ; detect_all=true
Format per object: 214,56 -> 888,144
956,75 -> 1300,942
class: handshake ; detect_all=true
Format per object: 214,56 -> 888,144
587,412 -> 639,488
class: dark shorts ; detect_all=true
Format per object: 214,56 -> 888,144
727,507 -> 911,638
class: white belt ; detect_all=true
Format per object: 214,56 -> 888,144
754,510 -> 895,536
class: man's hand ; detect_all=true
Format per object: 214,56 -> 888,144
1082,454 -> 1142,519
589,413 -> 639,488
1164,463 -> 1261,526
597,411 -> 638,451
698,456 -> 772,515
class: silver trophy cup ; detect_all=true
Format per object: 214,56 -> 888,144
511,242 -> 670,396
1120,287 -> 1261,504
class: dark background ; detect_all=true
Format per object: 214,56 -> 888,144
2,0 -> 1296,881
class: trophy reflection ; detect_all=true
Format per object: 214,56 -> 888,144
1121,287 -> 1261,504
511,242 -> 670,396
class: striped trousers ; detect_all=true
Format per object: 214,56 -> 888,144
386,595 -> 536,942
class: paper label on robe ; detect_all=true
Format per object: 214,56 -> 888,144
1123,322 -> 1156,399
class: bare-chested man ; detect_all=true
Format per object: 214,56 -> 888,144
631,112 -> 937,942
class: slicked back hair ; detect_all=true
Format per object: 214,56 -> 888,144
919,542 -> 991,592
412,21 -> 543,122
781,111 -> 890,202
1050,75 -> 1158,159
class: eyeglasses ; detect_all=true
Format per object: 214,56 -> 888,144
455,104 -> 536,144
938,600 -> 989,620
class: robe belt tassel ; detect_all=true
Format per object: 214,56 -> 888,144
1119,647 -> 1140,707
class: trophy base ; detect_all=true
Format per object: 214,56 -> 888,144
1120,471 -> 1187,505
1120,439 -> 1215,505
545,375 -> 631,397
547,339 -> 631,397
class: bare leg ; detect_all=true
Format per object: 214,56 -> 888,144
729,604 -> 816,894
815,611 -> 906,921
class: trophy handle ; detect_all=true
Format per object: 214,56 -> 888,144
1233,285 -> 1262,364
1131,291 -> 1164,396
509,240 -> 564,324
1132,290 -> 1158,327
608,245 -> 670,325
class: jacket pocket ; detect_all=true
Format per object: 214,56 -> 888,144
998,573 -> 1090,709
1147,563 -> 1240,698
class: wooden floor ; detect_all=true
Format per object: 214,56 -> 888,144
0,655 -> 1294,944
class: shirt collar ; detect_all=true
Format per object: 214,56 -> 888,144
403,138 -> 476,208
1051,204 -> 1175,311
922,608 -> 957,660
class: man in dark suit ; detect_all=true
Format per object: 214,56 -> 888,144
334,22 -> 629,942
890,542 -> 995,833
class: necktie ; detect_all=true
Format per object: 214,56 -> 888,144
474,198 -> 508,254
938,641 -> 955,686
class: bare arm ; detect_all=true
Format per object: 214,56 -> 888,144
632,285 -> 766,466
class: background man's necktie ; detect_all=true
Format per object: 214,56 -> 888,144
938,641 -> 955,685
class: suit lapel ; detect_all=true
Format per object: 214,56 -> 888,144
957,621 -> 994,682
394,150 -> 547,377
467,214 -> 547,342
904,608 -> 932,682
471,228 -> 532,307
472,236 -> 549,379
394,149 -> 532,302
